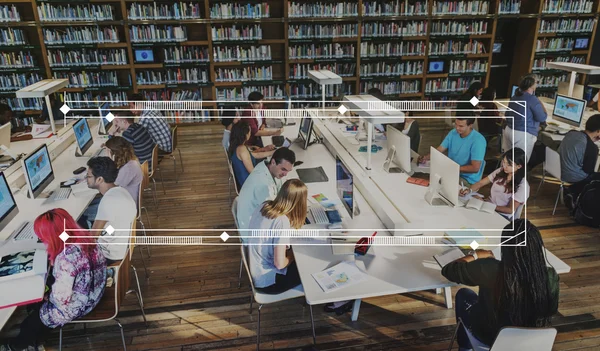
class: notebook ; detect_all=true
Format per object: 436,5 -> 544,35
433,247 -> 465,268
0,249 -> 47,309
464,197 -> 497,214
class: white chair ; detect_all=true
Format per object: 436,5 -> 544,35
448,317 -> 557,351
241,245 -> 316,350
225,147 -> 239,207
513,203 -> 524,220
231,197 -> 245,289
536,147 -> 569,215
163,125 -> 184,183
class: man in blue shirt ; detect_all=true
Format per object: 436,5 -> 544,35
420,117 -> 487,186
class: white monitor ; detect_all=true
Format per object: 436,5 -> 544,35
0,171 -> 18,232
386,125 -> 412,173
336,156 -> 354,218
553,94 -> 586,128
511,85 -> 518,97
298,117 -> 314,149
73,118 -> 93,156
22,144 -> 54,199
0,122 -> 11,158
98,102 -> 111,134
428,147 -> 460,207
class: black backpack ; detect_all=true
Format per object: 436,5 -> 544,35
573,180 -> 600,228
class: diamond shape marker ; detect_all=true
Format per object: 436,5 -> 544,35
59,232 -> 69,242
105,225 -> 115,235
60,104 -> 70,114
337,105 -> 348,115
105,112 -> 115,122
469,97 -> 479,106
470,240 -> 479,250
220,232 -> 230,242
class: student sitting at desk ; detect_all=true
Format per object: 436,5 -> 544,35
237,148 -> 296,232
0,103 -> 33,142
559,114 -> 600,203
229,121 -> 275,190
85,157 -> 137,263
111,114 -> 156,168
503,74 -> 548,162
419,117 -> 487,186
243,91 -> 283,147
221,109 -> 240,150
128,93 -> 172,153
442,219 -> 559,350
247,179 -> 306,294
460,148 -> 529,218
104,136 -> 143,208
1,209 -> 106,351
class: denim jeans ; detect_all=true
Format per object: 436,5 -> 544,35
455,287 -> 479,349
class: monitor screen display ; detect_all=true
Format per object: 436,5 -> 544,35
0,172 -> 17,230
553,94 -> 586,127
134,49 -> 154,63
73,118 -> 92,152
336,156 -> 354,218
428,61 -> 444,73
100,102 -> 110,126
574,38 -> 589,50
24,145 -> 53,194
493,43 -> 502,53
511,85 -> 519,96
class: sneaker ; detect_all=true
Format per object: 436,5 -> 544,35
323,301 -> 353,316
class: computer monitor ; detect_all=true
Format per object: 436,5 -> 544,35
511,85 -> 519,97
493,42 -> 502,53
336,156 -> 354,218
428,60 -> 444,73
22,144 -> 54,199
553,94 -> 586,127
0,122 -> 11,153
574,38 -> 589,50
0,172 -> 18,232
427,147 -> 460,207
73,118 -> 93,156
98,102 -> 112,134
134,48 -> 154,63
298,117 -> 314,149
386,125 -> 412,173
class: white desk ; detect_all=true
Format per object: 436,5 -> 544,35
0,125 -> 105,331
16,79 -> 69,134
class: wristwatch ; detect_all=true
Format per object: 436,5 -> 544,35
469,250 -> 478,260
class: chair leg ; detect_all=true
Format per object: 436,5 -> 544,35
257,304 -> 263,351
172,155 -> 178,183
158,167 -> 166,195
553,186 -> 562,215
59,327 -> 63,351
249,296 -> 253,314
115,319 -> 127,351
128,267 -> 148,327
151,179 -> 159,212
142,206 -> 152,230
238,257 -> 243,289
309,304 -> 316,345
139,219 -> 151,258
137,243 -> 149,279
447,322 -> 460,351
535,172 -> 546,198
178,148 -> 184,173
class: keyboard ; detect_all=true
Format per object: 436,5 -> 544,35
310,206 -> 329,225
92,148 -> 104,158
46,187 -> 72,202
13,222 -> 35,241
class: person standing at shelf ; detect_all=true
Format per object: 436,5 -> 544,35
128,93 -> 172,153
502,74 -> 548,162
242,91 -> 283,148
37,94 -> 65,123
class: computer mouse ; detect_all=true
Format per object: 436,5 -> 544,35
63,179 -> 76,186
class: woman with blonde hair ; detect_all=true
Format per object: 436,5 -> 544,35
104,136 -> 143,207
247,179 -> 307,294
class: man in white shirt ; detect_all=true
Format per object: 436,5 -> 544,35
237,148 -> 296,235
86,157 -> 137,262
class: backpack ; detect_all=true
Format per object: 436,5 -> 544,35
573,180 -> 600,228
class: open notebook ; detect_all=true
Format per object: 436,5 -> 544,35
465,197 -> 497,214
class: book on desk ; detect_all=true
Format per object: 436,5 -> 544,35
0,249 -> 47,309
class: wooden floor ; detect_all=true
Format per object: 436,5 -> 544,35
3,122 -> 600,351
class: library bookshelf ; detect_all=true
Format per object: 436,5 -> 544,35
0,0 -> 598,123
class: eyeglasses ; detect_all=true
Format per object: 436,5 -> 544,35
85,175 -> 95,179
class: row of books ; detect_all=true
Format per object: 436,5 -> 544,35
165,47 -> 210,64
209,3 -> 269,19
536,38 -> 576,52
498,0 -> 521,14
130,25 -> 187,43
429,40 -> 486,55
0,5 -> 19,22
142,89 -> 202,103
128,2 -> 202,20
289,43 -> 355,59
288,24 -> 358,39
361,21 -> 427,37
64,91 -> 127,108
425,77 -> 477,93
136,68 -> 209,85
360,42 -> 426,57
52,71 -> 120,87
0,28 -> 27,46
290,63 -> 356,78
213,45 -> 271,62
431,1 -> 489,15
43,27 -> 120,45
539,18 -> 595,33
37,4 -> 114,22
0,73 -> 43,91
212,24 -> 262,41
215,66 -> 273,81
288,2 -> 358,17
216,86 -> 284,101
5,98 -> 42,111
47,49 -> 127,67
9,116 -> 36,128
362,1 -> 428,16
538,75 -> 568,87
360,81 -> 421,94
0,51 -> 35,68
430,21 -> 488,35
448,59 -> 488,73
360,61 -> 423,76
532,56 -> 585,70
542,0 -> 593,13
290,82 -> 353,98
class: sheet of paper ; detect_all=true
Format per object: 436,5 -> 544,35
312,261 -> 367,293
433,247 -> 465,269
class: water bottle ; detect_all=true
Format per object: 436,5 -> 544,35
584,87 -> 593,102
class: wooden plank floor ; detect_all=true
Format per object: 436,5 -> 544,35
2,122 -> 600,351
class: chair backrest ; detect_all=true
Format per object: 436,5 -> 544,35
150,144 -> 159,176
240,245 -> 256,293
227,152 -> 240,195
513,203 -> 524,219
129,219 -> 136,260
139,161 -> 149,214
544,147 -> 561,180
490,327 -> 557,351
171,125 -> 178,150
232,197 -> 240,228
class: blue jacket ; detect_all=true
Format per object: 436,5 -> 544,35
505,91 -> 547,136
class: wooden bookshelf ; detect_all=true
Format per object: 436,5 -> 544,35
0,0 -> 598,122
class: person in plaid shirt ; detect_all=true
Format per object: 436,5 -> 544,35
128,93 -> 172,153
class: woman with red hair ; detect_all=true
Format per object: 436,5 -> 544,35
1,208 -> 106,351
